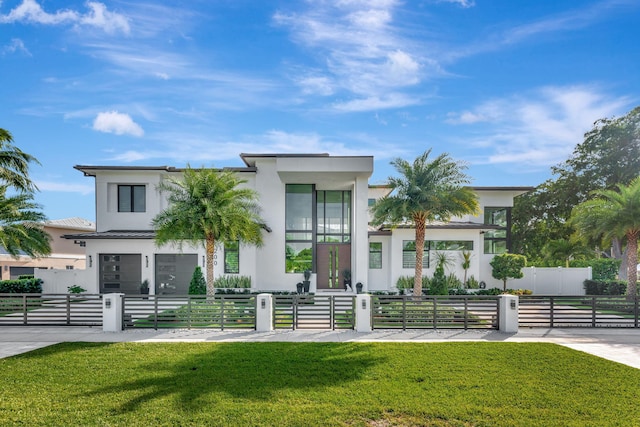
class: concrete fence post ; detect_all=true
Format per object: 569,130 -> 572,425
499,295 -> 519,333
256,293 -> 273,332
355,294 -> 372,332
103,293 -> 124,332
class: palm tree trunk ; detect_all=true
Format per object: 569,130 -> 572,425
413,213 -> 427,297
206,234 -> 216,296
626,231 -> 638,299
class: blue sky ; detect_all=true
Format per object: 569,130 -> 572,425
1,0 -> 639,222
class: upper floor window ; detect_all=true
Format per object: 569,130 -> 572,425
118,185 -> 146,212
484,207 -> 509,254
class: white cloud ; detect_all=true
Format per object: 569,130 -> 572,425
447,86 -> 631,167
0,0 -> 129,34
93,111 -> 144,137
332,93 -> 421,112
1,38 -> 30,56
36,181 -> 94,195
438,0 -> 475,7
274,0 -> 430,110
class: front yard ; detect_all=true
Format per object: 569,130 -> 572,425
0,342 -> 638,426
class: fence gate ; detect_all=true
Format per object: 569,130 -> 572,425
273,295 -> 355,330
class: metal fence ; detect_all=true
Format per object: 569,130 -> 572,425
273,295 -> 355,330
0,293 -> 103,326
371,295 -> 500,330
123,294 -> 257,330
519,295 -> 640,328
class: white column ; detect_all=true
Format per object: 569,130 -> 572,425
355,294 -> 372,332
256,293 -> 274,332
499,295 -> 519,333
102,293 -> 124,332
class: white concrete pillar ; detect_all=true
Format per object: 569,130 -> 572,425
355,294 -> 372,332
103,293 -> 124,332
256,293 -> 273,332
499,294 -> 519,333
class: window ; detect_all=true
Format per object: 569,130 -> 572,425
224,241 -> 240,274
65,265 -> 74,270
368,198 -> 376,207
430,240 -> 473,251
369,242 -> 382,269
402,241 -> 429,269
118,185 -> 146,212
285,184 -> 313,273
316,190 -> 351,243
484,207 -> 509,254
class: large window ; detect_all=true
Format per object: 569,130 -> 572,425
369,242 -> 382,269
224,241 -> 239,274
316,190 -> 351,243
118,185 -> 146,212
285,184 -> 313,273
484,207 -> 509,254
402,241 -> 429,269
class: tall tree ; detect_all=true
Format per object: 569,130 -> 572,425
0,129 -> 40,193
570,177 -> 640,298
512,106 -> 640,267
370,149 -> 478,296
152,166 -> 265,295
0,188 -> 51,257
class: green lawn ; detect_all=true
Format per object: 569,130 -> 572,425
0,342 -> 638,426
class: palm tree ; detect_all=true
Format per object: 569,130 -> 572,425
542,238 -> 592,268
0,129 -> 40,193
0,188 -> 51,257
152,166 -> 265,295
570,177 -> 640,298
371,149 -> 479,296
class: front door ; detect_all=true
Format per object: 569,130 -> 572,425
316,243 -> 351,290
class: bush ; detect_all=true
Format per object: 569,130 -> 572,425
466,275 -> 479,289
213,275 -> 252,289
0,278 -> 43,293
571,259 -> 621,281
583,279 -> 628,295
67,285 -> 86,294
189,267 -> 207,295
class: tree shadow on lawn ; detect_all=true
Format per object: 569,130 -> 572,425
77,342 -> 384,414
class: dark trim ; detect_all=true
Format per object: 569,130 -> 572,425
74,165 -> 256,177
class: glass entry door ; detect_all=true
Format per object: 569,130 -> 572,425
316,243 -> 351,290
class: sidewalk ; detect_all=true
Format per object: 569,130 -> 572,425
1,326 -> 639,369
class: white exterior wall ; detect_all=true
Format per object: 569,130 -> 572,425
367,235 -> 391,291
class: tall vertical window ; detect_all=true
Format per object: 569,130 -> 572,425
484,207 -> 509,254
118,185 -> 146,212
285,184 -> 313,273
369,242 -> 382,269
224,241 -> 240,274
402,241 -> 429,269
316,190 -> 351,243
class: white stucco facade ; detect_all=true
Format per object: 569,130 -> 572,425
67,154 -> 530,294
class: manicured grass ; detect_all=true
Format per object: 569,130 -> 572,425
1,342 -> 639,426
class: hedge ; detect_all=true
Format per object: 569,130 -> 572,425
0,278 -> 43,293
570,259 -> 621,281
583,279 -> 628,295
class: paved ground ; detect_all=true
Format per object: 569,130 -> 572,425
0,326 -> 639,369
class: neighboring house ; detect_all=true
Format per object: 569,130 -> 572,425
0,217 -> 95,280
64,154 -> 530,294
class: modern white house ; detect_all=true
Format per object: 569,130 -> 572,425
64,153 -> 531,295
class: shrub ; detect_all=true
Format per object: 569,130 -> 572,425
466,275 -> 479,289
213,275 -> 252,289
583,279 -> 628,295
0,278 -> 43,293
445,273 -> 463,289
67,285 -> 86,294
189,267 -> 207,295
571,259 -> 621,281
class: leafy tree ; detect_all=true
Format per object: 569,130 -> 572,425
0,188 -> 51,257
570,177 -> 640,298
188,266 -> 206,295
541,238 -> 592,268
490,253 -> 527,291
512,106 -> 640,267
153,166 -> 265,295
371,149 -> 478,296
0,128 -> 40,193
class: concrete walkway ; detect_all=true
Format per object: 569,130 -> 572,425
0,326 -> 639,369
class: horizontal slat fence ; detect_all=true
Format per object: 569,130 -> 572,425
273,295 -> 355,330
371,295 -> 500,330
0,293 -> 103,326
123,295 -> 256,330
519,295 -> 640,328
